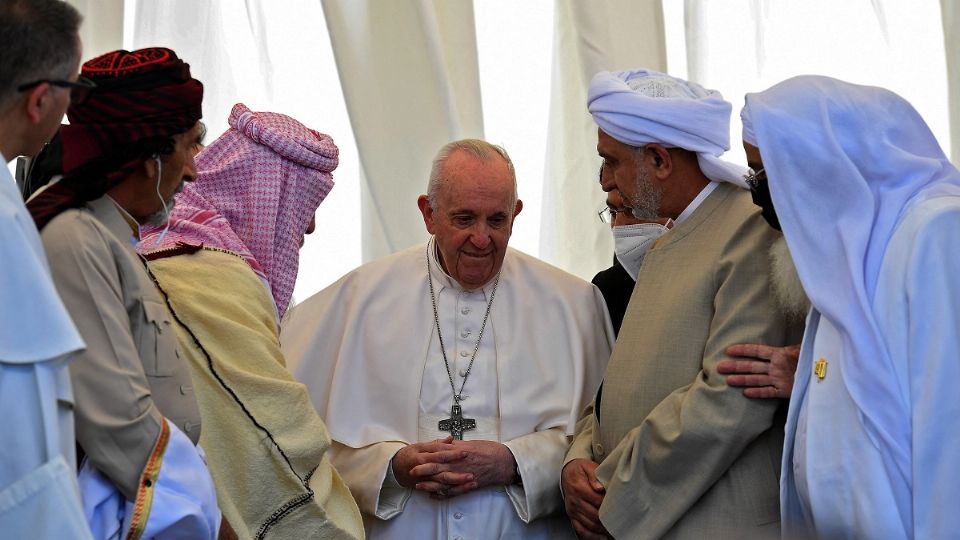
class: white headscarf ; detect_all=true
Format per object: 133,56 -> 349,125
588,69 -> 747,187
742,75 -> 960,496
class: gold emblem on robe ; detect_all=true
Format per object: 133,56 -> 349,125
814,358 -> 828,381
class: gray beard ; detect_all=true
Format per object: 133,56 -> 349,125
143,197 -> 176,227
625,165 -> 662,220
769,235 -> 810,321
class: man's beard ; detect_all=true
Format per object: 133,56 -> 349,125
625,164 -> 662,220
144,196 -> 177,227
769,235 -> 810,320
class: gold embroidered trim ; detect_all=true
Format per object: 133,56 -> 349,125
125,420 -> 170,540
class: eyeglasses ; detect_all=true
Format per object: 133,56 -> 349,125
744,167 -> 766,190
598,205 -> 626,224
17,76 -> 96,104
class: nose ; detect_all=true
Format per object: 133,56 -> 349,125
469,224 -> 492,249
599,174 -> 617,193
183,154 -> 198,183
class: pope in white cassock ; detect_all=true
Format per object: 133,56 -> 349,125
740,76 -> 960,539
282,139 -> 614,539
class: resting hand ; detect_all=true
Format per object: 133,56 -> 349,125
719,343 -> 801,399
410,439 -> 514,498
392,437 -> 472,492
561,459 -> 610,540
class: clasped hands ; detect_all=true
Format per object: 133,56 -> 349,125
392,436 -> 517,499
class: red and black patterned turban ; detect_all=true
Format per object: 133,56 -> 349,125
28,47 -> 203,230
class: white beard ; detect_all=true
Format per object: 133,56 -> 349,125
769,235 -> 810,320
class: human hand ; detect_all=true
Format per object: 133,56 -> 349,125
719,343 -> 801,399
392,437 -> 473,493
409,439 -> 514,498
561,459 -> 609,540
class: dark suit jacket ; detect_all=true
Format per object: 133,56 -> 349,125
591,257 -> 635,337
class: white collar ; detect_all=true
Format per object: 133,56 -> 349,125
674,181 -> 719,224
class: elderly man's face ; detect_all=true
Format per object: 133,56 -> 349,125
597,129 -> 662,220
141,122 -> 203,225
419,150 -> 522,290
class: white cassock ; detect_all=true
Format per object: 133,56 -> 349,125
782,195 -> 960,539
0,160 -> 90,539
282,241 -> 614,539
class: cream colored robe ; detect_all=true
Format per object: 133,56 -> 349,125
42,196 -> 202,499
566,183 -> 802,539
148,249 -> 363,539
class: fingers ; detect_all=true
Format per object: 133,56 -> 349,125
717,359 -> 771,375
412,467 -> 475,485
415,439 -> 460,454
570,514 -> 608,540
443,481 -> 479,497
743,386 -> 782,399
725,343 -> 775,359
724,373 -> 774,388
419,480 -> 479,499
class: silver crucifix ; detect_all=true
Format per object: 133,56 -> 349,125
438,404 -> 476,440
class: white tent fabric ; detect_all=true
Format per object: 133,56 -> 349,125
321,0 -> 484,260
538,0 -> 667,278
681,0 -> 950,167
66,0 -> 123,59
941,0 -> 960,163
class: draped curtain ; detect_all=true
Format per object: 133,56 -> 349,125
538,0 -> 667,279
682,0 -> 951,167
321,0 -> 484,261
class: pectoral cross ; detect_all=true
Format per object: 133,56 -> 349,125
438,404 -> 476,440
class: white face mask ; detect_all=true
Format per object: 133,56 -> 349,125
613,221 -> 671,280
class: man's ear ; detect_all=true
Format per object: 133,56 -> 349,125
142,155 -> 159,179
513,198 -> 523,218
23,84 -> 49,124
417,194 -> 436,234
646,143 -> 673,180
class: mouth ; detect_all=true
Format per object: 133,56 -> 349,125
461,251 -> 493,259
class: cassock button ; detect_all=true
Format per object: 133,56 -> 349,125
594,443 -> 604,456
179,384 -> 192,395
459,350 -> 469,357
460,329 -> 472,338
461,307 -> 471,315
459,369 -> 467,377
454,512 -> 464,520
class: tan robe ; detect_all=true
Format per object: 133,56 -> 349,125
42,195 -> 201,500
147,249 -> 363,539
566,183 -> 802,539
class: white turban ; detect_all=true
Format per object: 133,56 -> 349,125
588,69 -> 747,188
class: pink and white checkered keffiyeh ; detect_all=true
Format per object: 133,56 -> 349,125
139,102 -> 338,318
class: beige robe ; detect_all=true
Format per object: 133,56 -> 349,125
566,183 -> 801,539
147,249 -> 364,539
41,195 -> 201,501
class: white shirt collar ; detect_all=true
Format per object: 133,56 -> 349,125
674,181 -> 719,224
